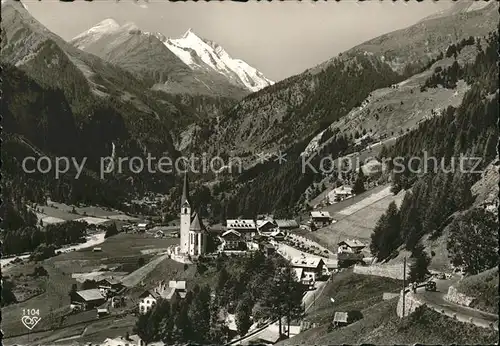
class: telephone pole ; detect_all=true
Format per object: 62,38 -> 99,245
402,256 -> 407,318
287,266 -> 291,338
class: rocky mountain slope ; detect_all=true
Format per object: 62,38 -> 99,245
71,20 -> 272,98
0,0 -> 201,204
210,1 -> 498,160
337,1 -> 498,74
198,1 -> 498,220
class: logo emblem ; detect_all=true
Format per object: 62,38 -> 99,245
21,315 -> 41,330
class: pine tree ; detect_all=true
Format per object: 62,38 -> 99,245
408,244 -> 430,283
352,168 -> 366,195
236,293 -> 254,336
370,202 -> 401,260
189,285 -> 212,343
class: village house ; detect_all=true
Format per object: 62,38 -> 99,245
328,186 -> 353,203
338,239 -> 365,263
138,281 -> 182,314
332,311 -> 350,328
72,289 -> 106,310
260,243 -> 276,257
136,222 -> 151,233
332,310 -> 362,328
291,256 -> 326,285
226,219 -> 257,240
338,239 -> 365,254
256,219 -> 278,233
270,230 -> 287,241
102,334 -> 158,346
219,229 -> 244,251
310,211 -> 332,227
169,280 -> 187,298
275,219 -> 299,230
97,277 -> 125,298
97,307 -> 110,318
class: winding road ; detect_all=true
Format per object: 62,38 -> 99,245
413,278 -> 498,330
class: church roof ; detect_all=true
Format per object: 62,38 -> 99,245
190,212 -> 206,232
181,172 -> 190,206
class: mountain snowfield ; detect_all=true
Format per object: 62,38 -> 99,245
71,19 -> 274,93
156,29 -> 274,92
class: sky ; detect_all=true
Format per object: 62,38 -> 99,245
23,0 -> 453,81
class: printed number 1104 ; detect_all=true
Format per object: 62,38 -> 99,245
22,309 -> 40,316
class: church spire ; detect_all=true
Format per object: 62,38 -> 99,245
181,172 -> 190,207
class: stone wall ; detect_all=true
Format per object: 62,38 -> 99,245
444,285 -> 476,307
383,292 -> 400,300
354,263 -> 409,280
396,290 -> 424,317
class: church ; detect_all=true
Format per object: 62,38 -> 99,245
179,173 -> 207,257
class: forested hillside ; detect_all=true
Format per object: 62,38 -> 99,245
370,30 -> 499,272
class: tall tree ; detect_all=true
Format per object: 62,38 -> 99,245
352,168 -> 366,195
408,244 -> 431,283
236,293 -> 254,336
447,208 -> 499,275
370,202 -> 401,260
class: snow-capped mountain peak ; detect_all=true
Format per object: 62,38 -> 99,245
161,29 -> 274,92
71,20 -> 273,93
72,18 -> 121,49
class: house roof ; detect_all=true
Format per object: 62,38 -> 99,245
275,219 -> 299,228
76,289 -> 105,302
270,230 -> 286,237
169,280 -> 186,291
333,311 -> 349,323
256,220 -> 277,229
190,212 -> 206,232
158,287 -> 177,300
310,211 -> 331,218
333,186 -> 353,195
226,219 -> 256,229
291,256 -> 325,269
140,290 -> 158,299
98,277 -> 121,285
338,239 -> 365,248
221,229 -> 242,238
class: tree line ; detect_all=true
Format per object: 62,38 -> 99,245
135,252 -> 305,344
370,30 -> 499,276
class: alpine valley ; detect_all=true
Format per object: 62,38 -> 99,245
1,1 -> 499,345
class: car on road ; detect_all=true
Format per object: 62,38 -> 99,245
425,281 -> 437,292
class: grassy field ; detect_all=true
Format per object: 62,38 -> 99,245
299,187 -> 406,252
305,269 -> 402,325
456,268 -> 499,314
1,232 -> 181,339
32,200 -> 140,226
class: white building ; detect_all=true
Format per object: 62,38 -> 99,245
328,186 -> 353,203
226,219 -> 257,240
138,281 -> 181,314
179,173 -> 207,257
219,230 -> 243,251
290,256 -> 326,285
310,211 -> 332,227
338,239 -> 365,254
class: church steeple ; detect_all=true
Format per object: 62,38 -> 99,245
181,172 -> 190,207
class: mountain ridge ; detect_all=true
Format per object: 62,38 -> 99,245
70,20 -> 273,97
